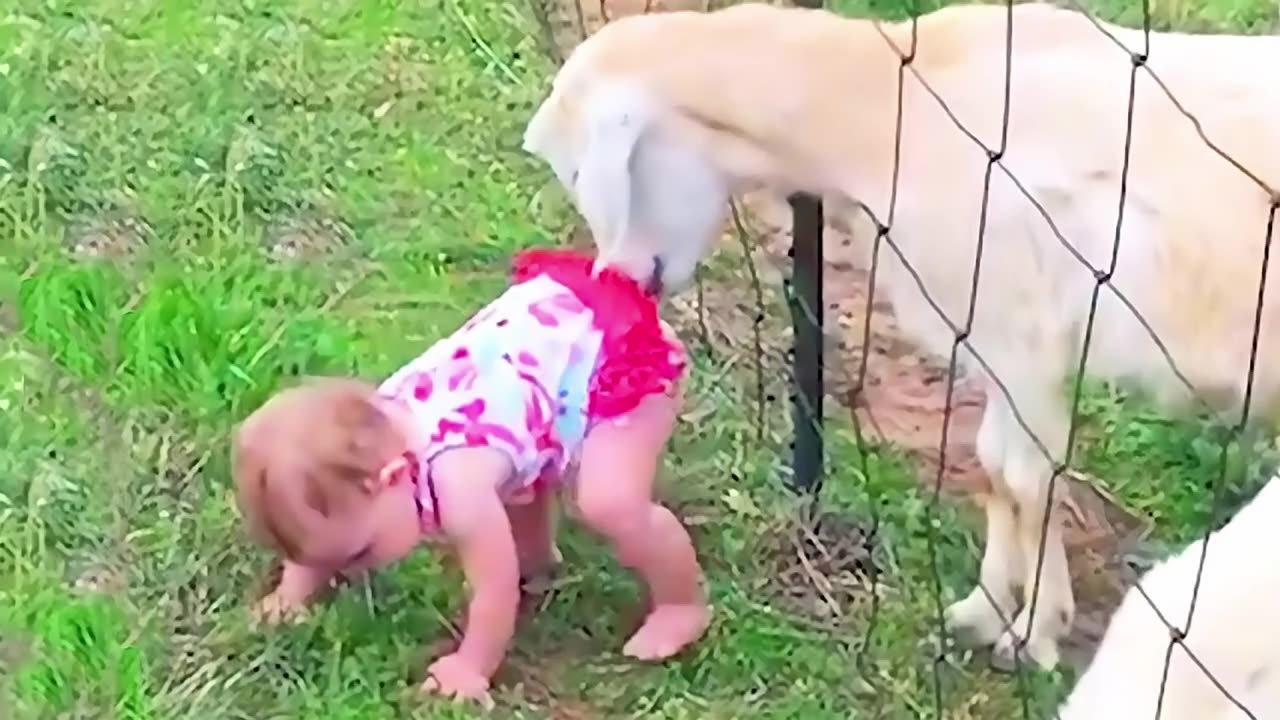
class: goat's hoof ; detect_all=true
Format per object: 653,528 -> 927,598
991,630 -> 1059,673
944,595 -> 1008,647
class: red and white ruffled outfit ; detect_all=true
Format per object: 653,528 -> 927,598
375,248 -> 687,531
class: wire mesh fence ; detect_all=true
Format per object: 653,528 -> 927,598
528,0 -> 1278,717
854,3 -> 1273,716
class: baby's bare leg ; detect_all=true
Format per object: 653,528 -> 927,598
506,484 -> 560,581
574,387 -> 710,660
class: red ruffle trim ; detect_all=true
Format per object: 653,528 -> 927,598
511,247 -> 686,420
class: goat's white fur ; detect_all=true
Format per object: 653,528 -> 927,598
524,76 -> 732,288
522,1 -> 1280,670
1056,475 -> 1280,719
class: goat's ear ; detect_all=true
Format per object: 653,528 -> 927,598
574,87 -> 648,260
522,96 -> 554,157
523,96 -> 588,205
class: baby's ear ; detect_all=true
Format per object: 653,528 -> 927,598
369,453 -> 410,493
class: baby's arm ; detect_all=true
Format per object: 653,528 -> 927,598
422,446 -> 522,704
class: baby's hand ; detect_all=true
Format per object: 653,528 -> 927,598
252,589 -> 311,627
250,561 -> 333,627
418,447 -> 524,712
420,653 -> 495,709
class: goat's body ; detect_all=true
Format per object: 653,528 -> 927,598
523,1 -> 1280,668
1057,476 -> 1280,719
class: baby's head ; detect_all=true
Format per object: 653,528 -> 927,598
232,377 -> 422,572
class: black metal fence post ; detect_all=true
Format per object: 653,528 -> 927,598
787,192 -> 825,495
782,0 -> 827,500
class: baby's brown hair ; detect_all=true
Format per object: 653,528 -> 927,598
232,377 -> 407,565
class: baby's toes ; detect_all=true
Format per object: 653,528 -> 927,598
622,604 -> 712,661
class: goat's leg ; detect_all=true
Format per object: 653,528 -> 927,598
993,391 -> 1074,672
946,395 -> 1025,646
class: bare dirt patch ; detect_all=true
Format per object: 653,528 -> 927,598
263,211 -> 356,263
721,193 -> 1150,669
65,212 -> 152,261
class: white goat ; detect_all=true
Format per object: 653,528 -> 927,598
1056,474 -> 1280,720
522,1 -> 1280,670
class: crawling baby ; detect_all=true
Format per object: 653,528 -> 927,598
231,247 -> 711,703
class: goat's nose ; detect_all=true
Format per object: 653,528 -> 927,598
645,256 -> 665,297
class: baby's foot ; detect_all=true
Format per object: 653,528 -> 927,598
622,603 -> 712,661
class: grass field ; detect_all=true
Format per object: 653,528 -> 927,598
2,0 -> 1278,718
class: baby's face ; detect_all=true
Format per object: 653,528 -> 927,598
327,396 -> 428,573
301,471 -> 423,575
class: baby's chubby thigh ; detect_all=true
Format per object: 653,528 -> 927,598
572,383 -> 709,660
570,381 -> 683,532
593,379 -> 684,448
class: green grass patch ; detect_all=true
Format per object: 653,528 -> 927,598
2,0 -> 1276,717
